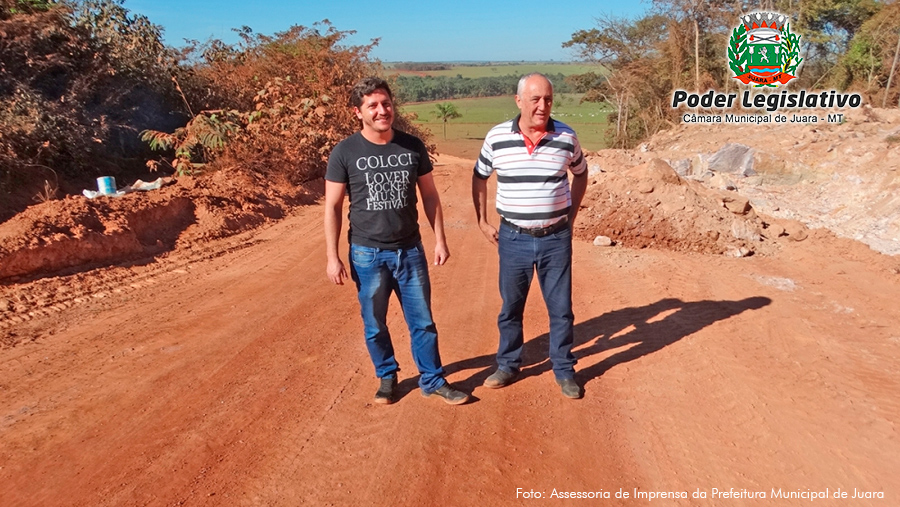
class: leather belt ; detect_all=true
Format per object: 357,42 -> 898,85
500,217 -> 569,238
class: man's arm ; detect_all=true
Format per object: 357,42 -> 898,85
324,180 -> 348,285
568,171 -> 588,227
417,172 -> 450,265
472,174 -> 498,246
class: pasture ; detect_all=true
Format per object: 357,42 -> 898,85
401,93 -> 611,158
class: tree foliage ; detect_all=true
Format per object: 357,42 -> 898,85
563,13 -> 673,148
0,0 -> 53,18
156,22 -> 432,184
141,109 -> 240,176
0,0 -> 180,220
393,73 -> 573,103
564,0 -> 895,148
391,62 -> 452,71
432,102 -> 462,139
1,3 -> 430,222
831,1 -> 900,106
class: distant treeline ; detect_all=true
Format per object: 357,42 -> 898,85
394,73 -> 574,103
390,62 -> 453,71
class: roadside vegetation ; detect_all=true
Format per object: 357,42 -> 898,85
0,0 -> 429,222
0,0 -> 182,219
564,0 -> 900,148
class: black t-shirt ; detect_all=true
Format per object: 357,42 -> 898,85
325,130 -> 433,249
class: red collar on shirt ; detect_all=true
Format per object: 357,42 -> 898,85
522,132 -> 546,155
512,114 -> 554,155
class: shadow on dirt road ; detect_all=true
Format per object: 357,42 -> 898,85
442,296 -> 772,397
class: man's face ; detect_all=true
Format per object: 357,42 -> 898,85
515,76 -> 553,131
354,89 -> 394,134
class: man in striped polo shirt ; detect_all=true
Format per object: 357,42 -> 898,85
472,73 -> 588,399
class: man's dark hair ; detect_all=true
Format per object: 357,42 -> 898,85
349,77 -> 393,108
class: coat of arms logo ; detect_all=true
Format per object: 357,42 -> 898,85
729,12 -> 802,87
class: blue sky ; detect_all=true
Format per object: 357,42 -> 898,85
124,0 -> 648,62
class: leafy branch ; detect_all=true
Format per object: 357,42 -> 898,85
728,24 -> 748,75
781,24 -> 803,76
140,110 -> 239,176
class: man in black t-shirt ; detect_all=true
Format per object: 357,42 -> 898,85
324,77 -> 468,406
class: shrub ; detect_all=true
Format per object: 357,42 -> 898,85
0,0 -> 182,220
159,21 -> 432,184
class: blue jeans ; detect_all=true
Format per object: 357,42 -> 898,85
496,222 -> 576,379
349,242 -> 447,393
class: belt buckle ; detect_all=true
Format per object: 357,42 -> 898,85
532,226 -> 551,238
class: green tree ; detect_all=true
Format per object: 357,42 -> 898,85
796,0 -> 881,86
564,13 -> 671,147
432,102 -> 461,139
831,1 -> 900,105
1,0 -> 53,18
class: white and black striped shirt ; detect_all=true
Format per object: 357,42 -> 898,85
473,115 -> 587,228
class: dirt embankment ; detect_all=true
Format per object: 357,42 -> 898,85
583,106 -> 900,257
0,171 -> 318,282
575,157 -> 810,258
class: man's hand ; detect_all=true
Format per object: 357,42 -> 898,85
324,180 -> 348,285
433,242 -> 450,265
472,174 -> 497,246
479,222 -> 499,246
327,258 -> 348,285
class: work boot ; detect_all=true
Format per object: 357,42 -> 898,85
374,376 -> 398,405
556,378 -> 582,399
423,383 -> 469,405
483,369 -> 517,388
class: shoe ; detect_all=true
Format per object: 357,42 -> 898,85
556,378 -> 582,399
483,369 -> 517,388
374,376 -> 397,405
423,383 -> 469,405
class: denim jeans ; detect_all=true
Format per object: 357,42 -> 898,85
349,242 -> 447,393
496,222 -> 576,380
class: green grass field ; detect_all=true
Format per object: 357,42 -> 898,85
386,62 -> 599,78
401,94 -> 611,157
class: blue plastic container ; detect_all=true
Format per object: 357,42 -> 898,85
97,176 -> 116,195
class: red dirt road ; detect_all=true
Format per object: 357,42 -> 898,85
2,156 -> 899,506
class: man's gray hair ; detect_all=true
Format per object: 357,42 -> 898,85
516,73 -> 553,96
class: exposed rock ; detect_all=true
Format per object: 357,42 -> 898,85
593,235 -> 614,247
708,143 -> 757,176
691,153 -> 710,176
721,195 -> 752,214
626,159 -> 682,186
780,219 -> 809,241
762,222 -> 786,239
726,246 -> 753,257
577,156 -> 773,256
708,173 -> 738,191
692,170 -> 715,182
731,219 -> 761,242
668,158 -> 693,177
